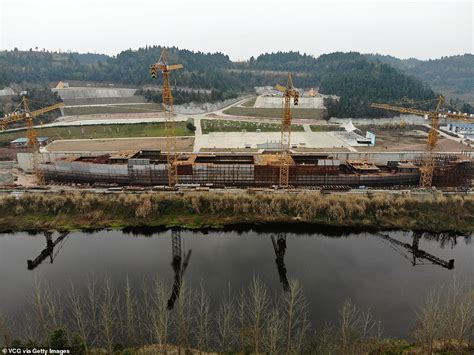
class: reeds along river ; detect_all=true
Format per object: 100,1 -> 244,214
0,228 -> 472,339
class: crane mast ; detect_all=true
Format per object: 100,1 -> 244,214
275,73 -> 299,187
150,49 -> 183,187
370,96 -> 472,187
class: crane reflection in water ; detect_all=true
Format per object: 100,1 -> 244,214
375,231 -> 454,270
167,230 -> 192,310
26,231 -> 69,270
24,229 -> 455,306
271,233 -> 290,291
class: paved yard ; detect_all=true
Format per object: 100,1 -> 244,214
194,131 -> 353,151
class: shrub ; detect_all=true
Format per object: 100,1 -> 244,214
50,328 -> 68,349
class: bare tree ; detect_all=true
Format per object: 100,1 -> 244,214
281,279 -> 309,354
263,305 -> 283,354
134,278 -> 150,346
86,273 -> 99,347
46,290 -> 64,332
236,288 -> 247,349
141,278 -> 156,345
338,299 -> 379,352
360,307 -> 379,341
216,285 -> 237,352
414,290 -> 443,354
246,275 -> 270,353
437,276 -> 473,350
22,311 -> 38,346
141,279 -> 152,344
148,278 -> 171,354
314,323 -> 338,355
339,299 -> 359,351
99,276 -> 117,353
124,276 -> 137,346
194,281 -> 211,353
292,311 -> 311,354
68,282 -> 89,352
30,278 -> 51,343
174,280 -> 194,352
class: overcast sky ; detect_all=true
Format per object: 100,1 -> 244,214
0,0 -> 472,60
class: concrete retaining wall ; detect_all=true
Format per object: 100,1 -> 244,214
52,87 -> 136,100
329,115 -> 428,125
254,96 -> 325,109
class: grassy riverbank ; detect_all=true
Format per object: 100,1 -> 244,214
0,191 -> 472,233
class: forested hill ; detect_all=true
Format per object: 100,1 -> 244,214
0,47 -> 439,117
0,46 -> 240,91
69,52 -> 109,65
244,52 -> 436,117
365,54 -> 474,104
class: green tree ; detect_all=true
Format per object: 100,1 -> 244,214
70,333 -> 86,355
186,121 -> 196,132
49,328 -> 68,349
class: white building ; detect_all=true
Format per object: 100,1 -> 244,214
447,123 -> 474,135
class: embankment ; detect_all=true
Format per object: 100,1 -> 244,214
0,191 -> 472,233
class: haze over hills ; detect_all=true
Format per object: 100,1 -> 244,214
0,47 -> 472,117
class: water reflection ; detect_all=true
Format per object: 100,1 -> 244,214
271,233 -> 289,291
5,228 -> 470,338
376,232 -> 454,270
167,230 -> 192,310
421,231 -> 471,249
26,231 -> 69,270
25,230 -> 458,276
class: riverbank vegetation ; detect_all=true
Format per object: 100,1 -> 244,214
0,276 -> 472,354
0,191 -> 472,233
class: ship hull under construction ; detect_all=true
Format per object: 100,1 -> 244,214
37,150 -> 471,188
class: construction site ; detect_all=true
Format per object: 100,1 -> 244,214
1,48 -> 473,191
34,150 -> 469,188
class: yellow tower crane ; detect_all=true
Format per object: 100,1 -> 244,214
149,49 -> 183,187
0,97 -> 64,184
370,96 -> 472,187
275,73 -> 299,187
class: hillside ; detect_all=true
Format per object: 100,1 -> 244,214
240,51 -> 436,117
366,53 -> 474,105
0,47 -> 438,117
0,50 -> 106,84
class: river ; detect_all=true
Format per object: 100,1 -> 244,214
0,227 -> 472,340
